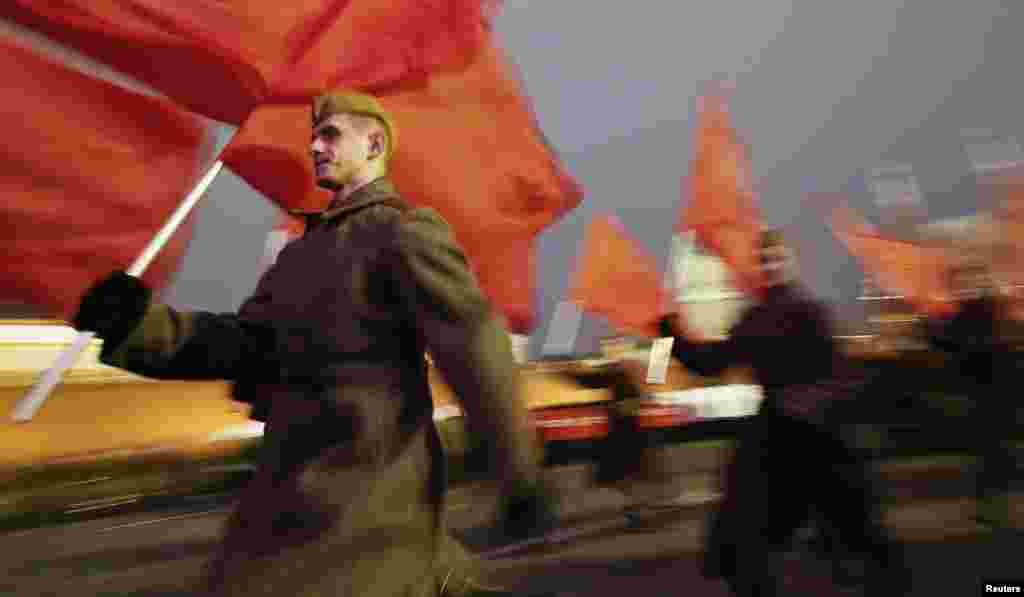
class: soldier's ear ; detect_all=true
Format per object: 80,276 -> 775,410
368,132 -> 385,160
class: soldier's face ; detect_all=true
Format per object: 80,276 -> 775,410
310,114 -> 381,190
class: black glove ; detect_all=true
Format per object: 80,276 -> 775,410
658,314 -> 678,339
73,271 -> 151,351
493,479 -> 559,543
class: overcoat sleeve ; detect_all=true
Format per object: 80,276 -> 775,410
99,304 -> 267,381
388,207 -> 543,485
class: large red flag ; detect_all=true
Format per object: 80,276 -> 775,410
2,0 -> 488,124
220,32 -> 584,331
0,39 -> 215,319
679,84 -> 763,294
817,196 -> 954,316
567,216 -> 669,338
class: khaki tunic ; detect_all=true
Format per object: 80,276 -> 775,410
103,179 -> 541,596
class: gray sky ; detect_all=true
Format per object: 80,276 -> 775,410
163,0 -> 1023,355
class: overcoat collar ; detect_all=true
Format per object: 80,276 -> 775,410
288,178 -> 400,228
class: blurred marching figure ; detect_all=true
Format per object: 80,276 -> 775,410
924,207 -> 1023,530
828,163 -> 1021,531
666,85 -> 902,593
660,230 -> 907,597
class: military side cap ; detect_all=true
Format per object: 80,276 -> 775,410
312,90 -> 397,157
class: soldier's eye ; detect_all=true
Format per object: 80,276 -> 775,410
313,127 -> 341,142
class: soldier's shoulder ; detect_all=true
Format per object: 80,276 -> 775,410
348,196 -> 412,229
357,195 -> 441,221
386,204 -> 453,235
351,200 -> 454,251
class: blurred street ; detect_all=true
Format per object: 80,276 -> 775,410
2,452 -> 1020,596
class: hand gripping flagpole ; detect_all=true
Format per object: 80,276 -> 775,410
11,161 -> 226,423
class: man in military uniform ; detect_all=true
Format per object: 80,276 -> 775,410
659,230 -> 904,596
72,90 -> 555,596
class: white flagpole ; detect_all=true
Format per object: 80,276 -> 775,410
11,161 -> 227,423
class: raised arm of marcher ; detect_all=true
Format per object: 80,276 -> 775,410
70,270 -> 266,381
659,313 -> 748,377
100,303 -> 275,381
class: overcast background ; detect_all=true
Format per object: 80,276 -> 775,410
159,1 -> 1024,356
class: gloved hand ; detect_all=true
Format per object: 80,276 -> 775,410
659,313 -> 681,339
493,478 -> 559,543
73,271 -> 151,351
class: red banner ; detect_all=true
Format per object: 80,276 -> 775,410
678,84 -> 763,294
824,199 -> 955,316
2,0 -> 489,124
0,40 -> 211,318
568,215 -> 669,338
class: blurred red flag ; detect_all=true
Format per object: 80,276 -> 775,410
816,195 -> 955,316
222,103 -> 332,212
1,0 -> 488,124
678,84 -> 763,294
0,39 -> 214,319
221,32 -> 584,332
567,215 -> 670,338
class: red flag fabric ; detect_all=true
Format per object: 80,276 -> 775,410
220,32 -> 584,331
678,85 -> 763,294
567,216 -> 670,338
1,0 -> 488,124
0,39 -> 214,319
222,103 -> 332,212
821,198 -> 955,316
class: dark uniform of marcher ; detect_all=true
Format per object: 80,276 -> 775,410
925,262 -> 1021,528
72,91 -> 556,596
659,230 -> 905,596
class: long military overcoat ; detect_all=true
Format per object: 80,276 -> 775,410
102,178 -> 541,596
